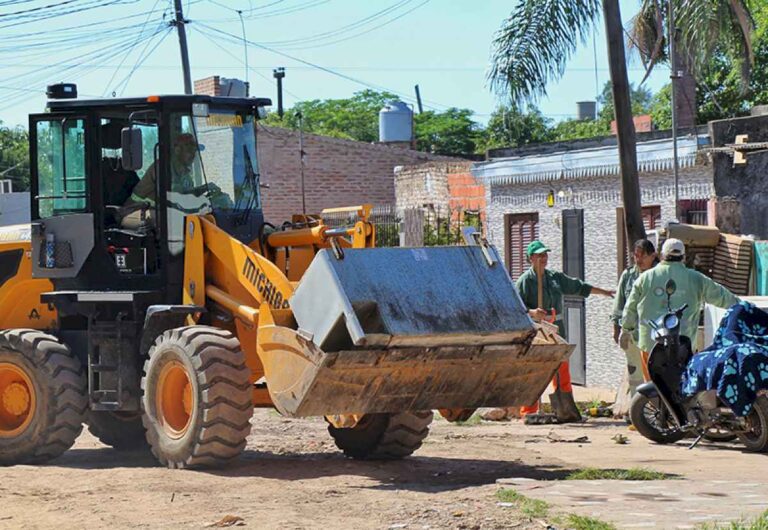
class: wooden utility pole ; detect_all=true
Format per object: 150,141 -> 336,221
603,0 -> 646,248
173,0 -> 193,95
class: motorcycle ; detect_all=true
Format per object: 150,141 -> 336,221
628,280 -> 768,452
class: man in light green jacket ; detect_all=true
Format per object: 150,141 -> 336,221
620,238 -> 739,358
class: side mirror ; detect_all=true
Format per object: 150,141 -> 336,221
121,127 -> 143,171
665,279 -> 677,296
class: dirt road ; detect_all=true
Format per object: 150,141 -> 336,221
2,411 -> 766,529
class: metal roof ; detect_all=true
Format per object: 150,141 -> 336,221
47,94 -> 272,111
472,134 -> 709,186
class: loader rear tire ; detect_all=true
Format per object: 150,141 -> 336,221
87,411 -> 148,451
141,326 -> 254,469
0,329 -> 87,466
327,411 -> 433,460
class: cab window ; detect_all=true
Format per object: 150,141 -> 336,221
35,118 -> 87,217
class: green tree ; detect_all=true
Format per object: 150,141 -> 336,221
414,108 -> 479,156
597,81 -> 653,124
0,123 -> 30,191
476,104 -> 553,153
262,89 -> 399,142
264,90 -> 483,157
551,118 -> 609,141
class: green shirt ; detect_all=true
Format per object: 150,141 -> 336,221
621,261 -> 739,352
515,267 -> 593,336
612,266 -> 642,324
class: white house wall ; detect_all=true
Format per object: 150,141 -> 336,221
485,165 -> 714,389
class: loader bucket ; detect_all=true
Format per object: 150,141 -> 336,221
259,247 -> 574,417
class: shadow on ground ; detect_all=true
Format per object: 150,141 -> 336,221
37,447 -> 576,493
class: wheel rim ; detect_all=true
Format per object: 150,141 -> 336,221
642,398 -> 676,434
0,362 -> 36,438
156,360 -> 194,439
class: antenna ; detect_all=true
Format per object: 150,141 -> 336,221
237,10 -> 249,88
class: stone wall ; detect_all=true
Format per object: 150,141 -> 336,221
485,165 -> 714,389
710,114 -> 768,238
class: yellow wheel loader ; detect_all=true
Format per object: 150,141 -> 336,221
0,84 -> 573,468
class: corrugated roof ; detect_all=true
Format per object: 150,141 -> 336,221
472,134 -> 708,186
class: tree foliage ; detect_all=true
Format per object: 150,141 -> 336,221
476,104 -> 553,152
0,122 -> 30,191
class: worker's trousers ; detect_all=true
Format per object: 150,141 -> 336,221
520,361 -> 573,415
624,341 -> 647,397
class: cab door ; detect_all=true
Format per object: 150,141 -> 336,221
28,113 -> 95,279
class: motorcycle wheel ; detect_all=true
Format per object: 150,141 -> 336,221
629,393 -> 686,444
737,396 -> 768,453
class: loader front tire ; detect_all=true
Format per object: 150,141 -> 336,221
0,329 -> 87,465
87,411 -> 148,451
141,326 -> 254,469
327,411 -> 433,460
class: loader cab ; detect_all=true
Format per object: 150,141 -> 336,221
29,91 -> 270,302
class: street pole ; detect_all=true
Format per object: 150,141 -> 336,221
668,1 -> 680,221
273,68 -> 285,118
173,0 -> 193,95
414,84 -> 424,114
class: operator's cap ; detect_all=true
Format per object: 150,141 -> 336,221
526,240 -> 550,258
661,238 -> 685,258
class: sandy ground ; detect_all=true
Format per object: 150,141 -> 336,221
1,410 -> 767,530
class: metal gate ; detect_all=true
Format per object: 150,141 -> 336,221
562,209 -> 587,386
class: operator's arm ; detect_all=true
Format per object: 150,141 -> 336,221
700,273 -> 740,309
556,271 -> 614,298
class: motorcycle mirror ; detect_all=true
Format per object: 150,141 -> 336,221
665,279 -> 677,296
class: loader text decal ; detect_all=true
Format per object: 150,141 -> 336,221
243,257 -> 290,309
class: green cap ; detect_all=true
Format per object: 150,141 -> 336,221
526,240 -> 550,257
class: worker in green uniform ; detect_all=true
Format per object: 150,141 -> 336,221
620,238 -> 739,360
516,240 -> 615,422
612,239 -> 658,395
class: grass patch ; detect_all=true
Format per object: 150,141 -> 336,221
566,467 -> 671,481
556,514 -> 617,530
698,510 -> 768,529
496,489 -> 550,519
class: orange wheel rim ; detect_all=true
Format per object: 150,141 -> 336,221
0,362 -> 36,438
156,360 -> 194,439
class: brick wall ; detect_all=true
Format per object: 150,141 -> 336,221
394,161 -> 480,214
485,165 -> 714,389
257,126 -> 455,223
194,76 -> 221,97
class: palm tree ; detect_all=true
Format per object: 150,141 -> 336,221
488,0 -> 646,248
629,0 -> 754,129
488,0 -> 755,247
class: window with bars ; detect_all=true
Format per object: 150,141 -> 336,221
678,199 -> 709,225
504,212 -> 539,280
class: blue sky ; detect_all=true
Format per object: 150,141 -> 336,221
0,0 -> 669,128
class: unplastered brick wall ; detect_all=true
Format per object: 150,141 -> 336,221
395,161 -> 478,214
257,126 -> 455,223
485,164 -> 714,389
194,76 -> 222,97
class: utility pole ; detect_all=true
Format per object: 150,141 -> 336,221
273,68 -> 285,118
668,1 -> 680,221
414,84 -> 424,114
603,0 -> 646,246
173,0 -> 192,95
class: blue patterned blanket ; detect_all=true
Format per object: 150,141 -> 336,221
681,302 -> 768,417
